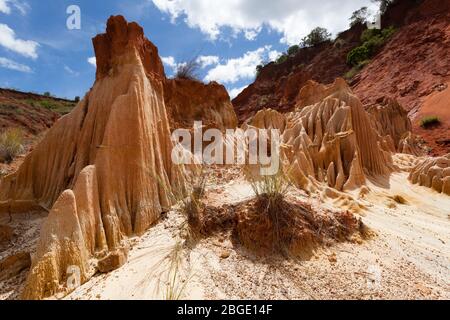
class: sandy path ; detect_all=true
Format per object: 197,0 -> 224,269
66,173 -> 449,300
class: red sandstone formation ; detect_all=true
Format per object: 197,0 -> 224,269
233,0 -> 449,154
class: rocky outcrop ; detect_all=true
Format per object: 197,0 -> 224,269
352,0 -> 450,154
366,97 -> 424,156
0,224 -> 13,243
233,0 -> 450,155
0,16 -> 186,299
0,252 -> 31,281
250,79 -> 393,192
233,23 -> 366,123
409,154 -> 450,195
164,79 -> 237,130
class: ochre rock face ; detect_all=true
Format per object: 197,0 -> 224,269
233,0 -> 449,155
250,79 -> 394,191
0,15 -> 186,299
409,154 -> 450,195
163,78 -> 238,130
93,15 -> 165,80
366,97 -> 424,156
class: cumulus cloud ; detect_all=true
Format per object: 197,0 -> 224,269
161,56 -> 178,73
0,24 -> 38,59
0,0 -> 30,15
228,85 -> 247,99
204,46 -> 271,84
87,56 -> 96,67
152,0 -> 375,45
0,56 -> 32,73
197,55 -> 219,68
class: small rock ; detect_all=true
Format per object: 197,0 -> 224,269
220,250 -> 231,259
328,253 -> 337,264
0,251 -> 31,281
97,247 -> 129,273
0,224 -> 14,243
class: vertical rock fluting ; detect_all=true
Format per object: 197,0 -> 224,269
0,16 -> 185,299
250,79 -> 394,191
366,97 -> 424,156
409,154 -> 450,195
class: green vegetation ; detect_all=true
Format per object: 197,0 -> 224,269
24,98 -> 76,115
347,26 -> 396,66
420,116 -> 441,129
344,60 -> 371,80
287,45 -> 300,56
276,54 -> 289,64
0,128 -> 24,163
256,64 -> 264,77
349,7 -> 369,27
43,91 -> 51,97
301,27 -> 332,47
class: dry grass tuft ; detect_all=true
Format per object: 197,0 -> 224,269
0,128 -> 24,164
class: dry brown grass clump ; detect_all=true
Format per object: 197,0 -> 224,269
0,128 -> 24,164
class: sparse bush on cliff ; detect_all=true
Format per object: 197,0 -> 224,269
347,26 -> 396,66
0,128 -> 24,163
175,58 -> 201,81
276,54 -> 288,64
287,45 -> 300,56
301,27 -> 332,47
420,116 -> 441,129
256,64 -> 264,77
344,60 -> 371,80
347,46 -> 370,66
349,7 -> 369,27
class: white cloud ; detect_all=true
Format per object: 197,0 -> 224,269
0,0 -> 30,15
0,24 -> 38,59
0,56 -> 32,73
196,55 -> 219,68
268,50 -> 282,61
87,56 -> 96,67
204,46 -> 271,84
64,65 -> 79,76
152,0 -> 376,45
228,85 -> 247,99
161,56 -> 178,73
0,0 -> 11,14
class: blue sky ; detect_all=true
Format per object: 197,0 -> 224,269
0,0 -> 376,100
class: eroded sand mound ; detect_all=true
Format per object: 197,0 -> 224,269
409,154 -> 450,195
248,79 -> 413,192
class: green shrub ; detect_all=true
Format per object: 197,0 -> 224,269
347,46 -> 370,66
256,64 -> 264,77
344,60 -> 370,80
301,27 -> 332,47
347,26 -> 396,66
276,54 -> 288,64
0,128 -> 24,163
287,45 -> 300,56
39,100 -> 56,110
361,28 -> 381,43
420,116 -> 440,128
349,7 -> 369,27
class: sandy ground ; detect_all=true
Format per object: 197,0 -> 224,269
64,172 -> 449,300
0,211 -> 47,300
